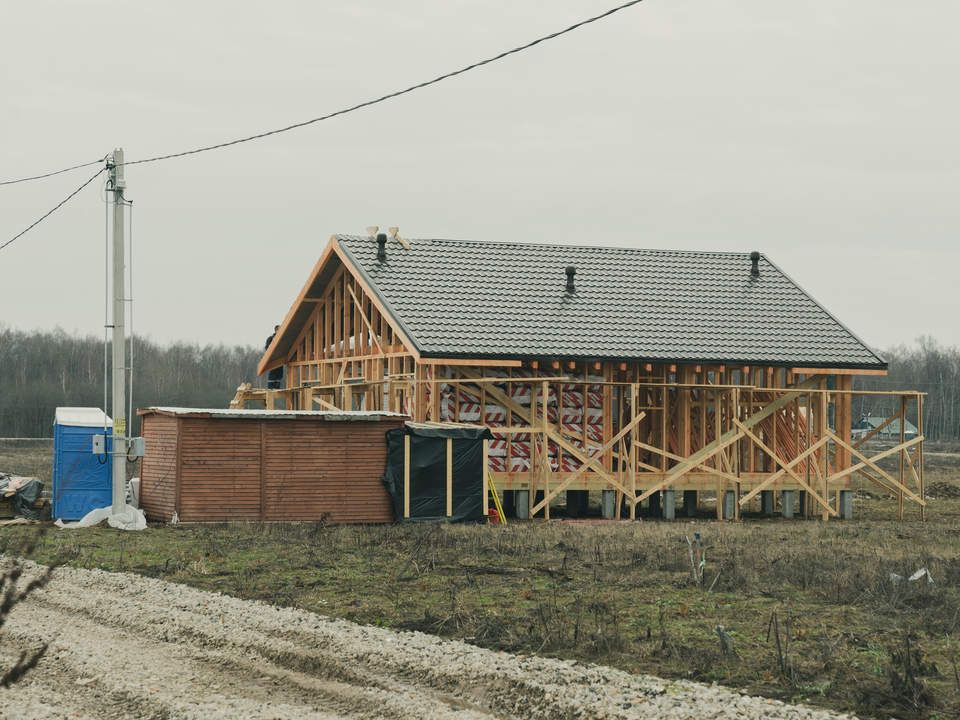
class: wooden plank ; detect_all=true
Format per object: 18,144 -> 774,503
827,431 -> 925,507
530,411 -> 646,515
735,420 -> 835,514
347,284 -> 384,355
446,438 -> 453,517
483,438 -> 489,517
404,434 -> 411,518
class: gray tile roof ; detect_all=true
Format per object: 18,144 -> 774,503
338,235 -> 885,370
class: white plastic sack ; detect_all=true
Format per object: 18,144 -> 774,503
55,503 -> 147,531
890,567 -> 933,584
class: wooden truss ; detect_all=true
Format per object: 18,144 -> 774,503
237,258 -> 925,521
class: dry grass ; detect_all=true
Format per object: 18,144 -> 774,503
0,440 -> 54,483
2,440 -> 960,718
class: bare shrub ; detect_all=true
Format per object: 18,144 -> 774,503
0,530 -> 58,687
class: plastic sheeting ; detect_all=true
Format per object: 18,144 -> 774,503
1,475 -> 44,520
14,478 -> 44,520
55,503 -> 147,531
382,425 -> 494,523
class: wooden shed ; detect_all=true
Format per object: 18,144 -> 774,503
137,407 -> 407,523
239,233 -> 925,521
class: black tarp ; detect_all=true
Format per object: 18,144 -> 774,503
14,478 -> 44,520
382,424 -> 494,523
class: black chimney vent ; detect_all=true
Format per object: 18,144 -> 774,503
750,251 -> 760,277
566,265 -> 576,292
377,233 -> 388,261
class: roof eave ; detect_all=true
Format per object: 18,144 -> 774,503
415,349 -> 886,373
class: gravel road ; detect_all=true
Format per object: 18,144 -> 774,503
1,559 -> 858,720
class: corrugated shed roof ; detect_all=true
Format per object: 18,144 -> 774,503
338,235 -> 885,369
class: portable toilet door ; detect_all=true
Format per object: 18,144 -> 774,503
53,407 -> 113,521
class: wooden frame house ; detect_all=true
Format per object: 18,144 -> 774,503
240,233 -> 925,521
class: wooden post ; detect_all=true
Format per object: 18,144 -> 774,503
630,382 -> 637,520
820,386 -> 829,521
542,380 -> 550,521
404,434 -> 411,518
482,438 -> 489,517
835,375 -> 852,512
899,395 -> 907,521
918,394 -> 925,522
446,437 -> 453,517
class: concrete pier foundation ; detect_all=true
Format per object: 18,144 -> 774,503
663,490 -> 676,519
602,490 -> 616,519
782,490 -> 795,518
515,490 -> 529,520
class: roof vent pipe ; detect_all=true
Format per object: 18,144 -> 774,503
377,233 -> 388,261
566,265 -> 576,292
750,251 -> 760,277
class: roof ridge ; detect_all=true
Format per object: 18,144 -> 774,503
334,234 -> 757,257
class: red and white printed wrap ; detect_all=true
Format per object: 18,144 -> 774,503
546,405 -> 584,424
484,404 -> 508,423
560,422 -> 604,444
559,390 -> 604,409
586,407 -> 604,424
488,439 -> 509,457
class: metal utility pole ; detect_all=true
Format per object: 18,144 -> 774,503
109,149 -> 127,514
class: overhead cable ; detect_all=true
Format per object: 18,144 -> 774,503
1,0 -> 645,247
0,168 -> 104,251
0,157 -> 108,187
124,0 -> 646,168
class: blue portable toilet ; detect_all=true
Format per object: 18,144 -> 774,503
53,407 -> 113,521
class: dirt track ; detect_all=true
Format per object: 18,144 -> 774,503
0,560 -> 855,719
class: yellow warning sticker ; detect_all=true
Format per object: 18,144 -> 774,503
114,418 -> 126,435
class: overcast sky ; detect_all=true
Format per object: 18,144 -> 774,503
2,1 -> 957,355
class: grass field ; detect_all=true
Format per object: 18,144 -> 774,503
3,439 -> 960,719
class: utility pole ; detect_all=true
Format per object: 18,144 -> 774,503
109,149 -> 127,514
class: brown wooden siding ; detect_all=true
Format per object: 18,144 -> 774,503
139,413 -> 178,522
178,418 -> 262,522
263,421 -> 394,523
137,412 -> 403,523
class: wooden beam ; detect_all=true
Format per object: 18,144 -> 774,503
530,411 -> 646,516
735,420 -> 836,515
347,284 -> 385,355
446,438 -> 453,517
331,242 -> 422,362
418,357 -> 523,367
791,367 -> 888,376
827,431 -> 926,507
404,434 -> 411,518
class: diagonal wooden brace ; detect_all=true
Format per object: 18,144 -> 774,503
530,411 -> 646,516
826,431 -> 925,507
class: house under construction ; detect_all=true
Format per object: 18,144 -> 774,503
236,233 -> 924,521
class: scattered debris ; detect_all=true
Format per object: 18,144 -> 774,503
890,567 -> 934,584
0,472 -> 47,520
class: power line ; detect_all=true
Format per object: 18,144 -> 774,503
0,157 -> 107,187
124,0 -> 646,168
0,168 -> 104,252
3,2 -> 644,183
2,1 -> 645,247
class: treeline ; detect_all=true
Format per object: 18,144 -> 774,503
853,336 -> 960,441
1,325 -> 958,440
0,324 -> 266,438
